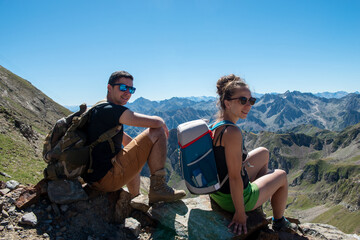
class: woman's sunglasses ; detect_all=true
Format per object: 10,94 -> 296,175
228,96 -> 256,105
111,83 -> 136,94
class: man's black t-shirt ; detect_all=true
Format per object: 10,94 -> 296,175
84,102 -> 128,183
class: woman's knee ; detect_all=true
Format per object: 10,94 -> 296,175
274,169 -> 288,184
259,147 -> 269,162
250,147 -> 269,163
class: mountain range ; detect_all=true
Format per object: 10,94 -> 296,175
122,90 -> 360,137
0,65 -> 359,234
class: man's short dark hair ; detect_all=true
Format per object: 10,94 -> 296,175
108,71 -> 134,85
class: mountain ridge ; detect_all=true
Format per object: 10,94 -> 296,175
0,65 -> 70,184
0,65 -> 359,235
121,90 -> 360,137
65,91 -> 359,112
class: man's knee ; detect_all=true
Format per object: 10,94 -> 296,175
147,127 -> 166,143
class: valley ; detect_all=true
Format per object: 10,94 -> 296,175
0,65 -> 359,235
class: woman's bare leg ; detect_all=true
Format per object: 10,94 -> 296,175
251,169 -> 288,219
245,147 -> 269,182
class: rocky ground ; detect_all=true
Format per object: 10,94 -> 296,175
1,178 -> 359,240
0,179 -> 154,240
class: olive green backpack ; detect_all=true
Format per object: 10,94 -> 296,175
43,101 -> 121,180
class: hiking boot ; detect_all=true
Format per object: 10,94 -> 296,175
149,169 -> 186,204
272,217 -> 298,232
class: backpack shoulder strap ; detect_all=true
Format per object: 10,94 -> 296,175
209,120 -> 235,131
214,125 -> 229,146
210,120 -> 236,146
87,99 -> 110,112
210,120 -> 246,147
87,125 -> 122,174
93,99 -> 108,106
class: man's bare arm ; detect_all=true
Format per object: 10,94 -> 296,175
122,132 -> 133,146
119,109 -> 169,137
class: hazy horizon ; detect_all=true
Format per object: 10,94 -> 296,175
62,90 -> 359,109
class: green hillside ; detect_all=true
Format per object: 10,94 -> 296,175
0,129 -> 46,184
248,124 -> 360,234
0,65 -> 70,184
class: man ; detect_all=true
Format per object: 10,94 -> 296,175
84,71 -> 186,203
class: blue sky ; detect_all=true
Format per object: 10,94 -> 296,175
1,0 -> 359,106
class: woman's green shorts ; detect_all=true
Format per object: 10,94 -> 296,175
210,182 -> 259,212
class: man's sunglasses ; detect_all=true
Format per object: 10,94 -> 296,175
228,96 -> 257,105
111,83 -> 136,94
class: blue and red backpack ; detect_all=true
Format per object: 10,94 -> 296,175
177,119 -> 236,194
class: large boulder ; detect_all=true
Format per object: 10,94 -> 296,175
149,195 -> 269,239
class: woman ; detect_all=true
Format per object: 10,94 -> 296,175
209,74 -> 296,235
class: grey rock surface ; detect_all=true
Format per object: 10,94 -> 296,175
47,180 -> 88,204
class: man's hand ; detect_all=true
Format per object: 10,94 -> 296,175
161,122 -> 169,138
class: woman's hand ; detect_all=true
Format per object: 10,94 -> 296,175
228,211 -> 248,235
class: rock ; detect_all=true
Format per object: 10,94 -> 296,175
300,223 -> 359,240
51,203 -> 61,218
7,196 -> 16,204
149,195 -> 269,239
130,194 -> 150,212
233,211 -> 269,239
114,189 -> 133,223
5,180 -> 19,190
2,175 -> 359,240
60,204 -> 69,212
130,210 -> 155,228
147,195 -> 316,240
0,188 -> 10,195
1,219 -> 10,225
125,217 -> 141,237
63,189 -> 130,239
46,205 -> 52,212
15,186 -> 40,209
14,226 -> 22,231
20,212 -> 38,226
7,206 -> 16,215
2,210 -> 9,218
35,179 -> 48,196
47,179 -> 88,204
256,230 -> 279,240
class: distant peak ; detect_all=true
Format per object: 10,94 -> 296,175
134,97 -> 151,102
